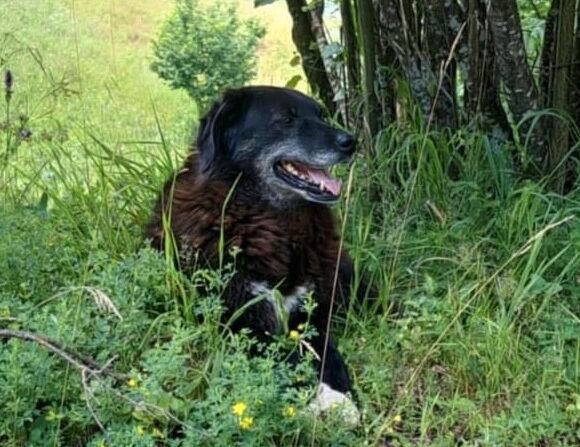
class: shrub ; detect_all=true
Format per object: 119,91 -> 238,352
150,0 -> 265,110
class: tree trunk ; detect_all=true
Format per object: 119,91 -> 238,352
356,0 -> 381,137
341,0 -> 360,91
539,0 -> 559,108
488,0 -> 546,166
463,0 -> 511,136
539,0 -> 576,191
571,1 -> 580,133
285,0 -> 336,115
375,0 -> 436,121
308,1 -> 347,122
423,0 -> 459,129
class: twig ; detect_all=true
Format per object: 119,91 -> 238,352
0,329 -> 119,377
0,329 -> 202,435
1,329 -> 122,439
82,368 -> 109,440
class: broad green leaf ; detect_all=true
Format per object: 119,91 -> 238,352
285,75 -> 302,89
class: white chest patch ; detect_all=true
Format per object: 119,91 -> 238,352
249,281 -> 313,320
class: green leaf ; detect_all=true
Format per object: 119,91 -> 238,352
285,75 -> 302,89
289,54 -> 301,67
254,0 -> 278,6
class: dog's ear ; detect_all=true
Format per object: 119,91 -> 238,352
196,90 -> 244,174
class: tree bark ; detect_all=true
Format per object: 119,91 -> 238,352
539,0 -> 576,190
375,0 -> 436,121
308,1 -> 347,122
285,0 -> 336,115
488,0 -> 546,165
423,0 -> 459,129
539,0 -> 559,108
463,0 -> 511,136
341,0 -> 360,98
374,25 -> 398,128
569,1 -> 580,135
356,0 -> 381,137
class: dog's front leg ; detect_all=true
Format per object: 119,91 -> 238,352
302,327 -> 360,427
221,277 -> 282,339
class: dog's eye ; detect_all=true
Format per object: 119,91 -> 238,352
281,108 -> 297,124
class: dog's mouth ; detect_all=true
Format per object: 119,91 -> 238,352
274,160 -> 342,203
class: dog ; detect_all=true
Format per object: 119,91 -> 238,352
146,86 -> 367,425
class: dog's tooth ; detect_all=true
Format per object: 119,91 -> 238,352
285,163 -> 298,175
320,180 -> 326,191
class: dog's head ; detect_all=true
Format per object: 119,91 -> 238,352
196,86 -> 356,206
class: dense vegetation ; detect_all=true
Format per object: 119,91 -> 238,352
280,0 -> 580,191
1,0 -> 579,446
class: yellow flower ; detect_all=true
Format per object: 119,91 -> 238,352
231,401 -> 247,416
45,409 -> 58,421
151,427 -> 164,438
136,425 -> 146,436
239,416 -> 254,430
284,405 -> 297,418
127,378 -> 138,389
297,323 -> 306,331
289,330 -> 300,341
393,414 -> 402,423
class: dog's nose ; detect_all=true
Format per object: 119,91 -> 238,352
336,132 -> 355,152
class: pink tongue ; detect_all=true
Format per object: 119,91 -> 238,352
306,168 -> 342,196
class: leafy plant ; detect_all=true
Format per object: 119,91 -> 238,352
150,0 -> 265,110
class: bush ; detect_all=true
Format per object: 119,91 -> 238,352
150,0 -> 265,109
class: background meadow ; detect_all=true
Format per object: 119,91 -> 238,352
1,0 -> 579,446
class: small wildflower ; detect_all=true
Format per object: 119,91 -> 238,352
45,409 -> 58,421
151,427 -> 164,438
284,405 -> 297,418
136,425 -> 146,436
239,416 -> 254,430
297,323 -> 306,331
194,73 -> 208,86
393,414 -> 402,423
231,401 -> 247,416
289,330 -> 300,341
127,377 -> 138,389
4,70 -> 13,92
4,70 -> 12,104
386,426 -> 394,434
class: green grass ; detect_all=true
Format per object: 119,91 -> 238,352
1,1 -> 580,446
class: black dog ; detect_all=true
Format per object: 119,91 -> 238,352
146,86 -> 365,424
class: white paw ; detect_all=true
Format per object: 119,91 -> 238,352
308,382 -> 361,428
